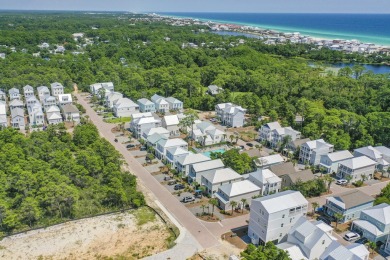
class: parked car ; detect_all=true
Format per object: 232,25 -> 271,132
246,142 -> 254,147
316,216 -> 332,225
140,146 -> 147,151
194,190 -> 203,198
181,196 -> 195,203
167,180 -> 177,185
126,144 -> 136,149
336,179 -> 348,185
355,237 -> 368,244
344,232 -> 360,241
164,176 -> 172,181
114,138 -> 118,143
174,184 -> 185,190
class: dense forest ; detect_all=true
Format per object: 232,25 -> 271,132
0,124 -> 144,234
0,12 -> 390,150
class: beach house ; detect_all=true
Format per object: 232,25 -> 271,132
336,156 -> 377,181
23,85 -> 35,99
319,150 -> 354,174
215,103 -> 246,127
299,139 -> 334,166
137,98 -> 156,113
201,168 -> 243,195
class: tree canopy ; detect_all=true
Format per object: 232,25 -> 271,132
241,243 -> 291,260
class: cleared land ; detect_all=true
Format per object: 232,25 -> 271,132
0,208 -> 171,260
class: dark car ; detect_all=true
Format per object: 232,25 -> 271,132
246,142 -> 254,147
316,216 -> 332,225
167,180 -> 177,185
174,184 -> 185,190
126,144 -> 136,149
114,138 -> 118,142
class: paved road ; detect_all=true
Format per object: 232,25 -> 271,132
76,93 -> 221,250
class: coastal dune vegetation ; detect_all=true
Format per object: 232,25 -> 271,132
0,12 -> 389,151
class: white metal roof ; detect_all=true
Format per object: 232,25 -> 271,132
339,156 -> 377,170
253,190 -> 308,213
157,138 -> 187,148
255,154 -> 284,167
249,169 -> 281,184
163,115 -> 180,126
264,121 -> 282,130
176,153 -> 210,166
132,112 -> 153,119
326,150 -> 354,162
202,168 -> 242,184
354,146 -> 382,160
361,203 -> 390,225
144,127 -> 169,136
0,104 -> 6,115
192,159 -> 224,172
218,180 -> 260,197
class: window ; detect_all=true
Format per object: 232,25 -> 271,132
281,224 -> 284,227
282,214 -> 285,218
279,233 -> 282,237
322,240 -> 325,245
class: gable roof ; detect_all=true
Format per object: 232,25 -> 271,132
9,88 -> 19,94
165,97 -> 182,104
374,146 -> 390,157
47,105 -> 60,113
269,162 -> 296,176
326,150 -> 354,162
218,180 -> 260,197
255,154 -> 284,167
132,112 -> 153,120
157,138 -> 187,148
192,159 -> 224,172
58,94 -> 73,103
249,169 -> 281,184
304,139 -> 333,150
137,98 -> 154,106
286,169 -> 315,183
114,98 -> 138,108
11,107 -> 24,118
166,147 -> 189,157
50,82 -> 63,88
264,121 -> 282,130
147,133 -> 168,145
361,203 -> 390,225
163,115 -> 180,126
253,190 -> 308,214
202,168 -> 242,184
37,86 -> 50,93
9,99 -> 24,107
338,156 -> 377,170
144,127 -> 169,136
62,104 -> 79,113
291,138 -> 311,148
208,85 -> 221,92
23,85 -> 34,91
176,153 -> 210,166
327,190 -> 374,209
354,146 -> 382,160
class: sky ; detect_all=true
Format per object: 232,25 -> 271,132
0,0 -> 390,13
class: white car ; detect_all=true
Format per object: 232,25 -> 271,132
336,179 -> 348,185
344,232 -> 360,241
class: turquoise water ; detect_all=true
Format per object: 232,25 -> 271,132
161,13 -> 390,46
202,149 -> 226,158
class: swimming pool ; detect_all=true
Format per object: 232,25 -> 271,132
202,149 -> 226,158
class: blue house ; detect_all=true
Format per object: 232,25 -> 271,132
137,98 -> 156,113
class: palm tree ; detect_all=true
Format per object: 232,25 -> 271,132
311,202 -> 319,214
345,175 -> 353,185
366,241 -> 377,255
334,213 -> 343,228
200,204 -> 206,215
235,135 -> 239,144
229,134 -> 234,144
230,201 -> 238,215
209,198 -> 218,217
323,175 -> 334,193
241,198 -> 247,213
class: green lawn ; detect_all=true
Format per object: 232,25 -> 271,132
104,117 -> 131,123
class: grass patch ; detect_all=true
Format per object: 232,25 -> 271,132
104,117 -> 131,123
133,207 -> 156,226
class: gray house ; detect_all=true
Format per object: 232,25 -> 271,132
165,97 -> 183,112
9,99 -> 24,111
215,103 -> 246,128
354,146 -> 390,171
201,168 -> 243,195
319,150 -> 354,173
324,190 -> 374,223
23,85 -> 35,99
207,85 -> 223,95
37,86 -> 51,102
11,108 -> 25,129
9,88 -> 21,101
336,156 -> 377,181
299,139 -> 334,166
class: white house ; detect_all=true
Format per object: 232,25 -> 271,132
320,150 -> 354,173
162,115 -> 180,137
155,138 -> 188,161
258,121 -> 282,143
50,82 -> 64,97
277,217 -> 335,260
8,88 -> 21,101
175,153 -> 211,176
248,190 -> 308,245
299,139 -> 334,166
43,96 -> 57,111
25,95 -> 39,110
57,94 -> 73,107
11,108 -> 25,129
270,126 -> 301,148
254,154 -> 285,169
319,241 -> 369,260
207,85 -> 223,95
188,159 -> 225,183
113,98 -> 139,118
90,82 -> 114,96
130,113 -> 161,138
37,86 -> 51,102
351,203 -> 390,244
142,127 -> 170,140
165,97 -> 183,111
23,85 -> 35,99
215,180 -> 261,211
0,90 -> 6,101
354,146 -> 390,171
151,94 -> 169,113
336,156 -> 377,181
192,121 -> 226,146
146,133 -> 168,149
28,103 -> 44,126
0,101 -> 8,128
249,169 -> 281,196
166,147 -> 191,166
201,168 -> 243,195
323,189 -> 375,223
9,99 -> 24,111
215,103 -> 246,128
62,104 -> 80,123
46,105 -> 63,125
105,92 -> 123,109
137,98 -> 156,113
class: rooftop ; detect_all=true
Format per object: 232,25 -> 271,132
192,159 -> 224,172
354,146 -> 382,160
218,180 -> 260,197
253,190 -> 308,213
338,156 -> 377,170
327,190 -> 374,209
326,150 -> 354,162
269,162 -> 296,176
163,115 -> 180,126
361,203 -> 390,225
176,153 -> 210,166
202,168 -> 242,184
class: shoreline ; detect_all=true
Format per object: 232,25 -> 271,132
155,13 -> 390,48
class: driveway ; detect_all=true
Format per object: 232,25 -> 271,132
76,93 -> 222,250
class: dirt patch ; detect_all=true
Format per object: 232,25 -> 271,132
222,231 -> 248,250
0,209 -> 171,260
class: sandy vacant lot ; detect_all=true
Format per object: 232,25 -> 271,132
0,208 -> 171,260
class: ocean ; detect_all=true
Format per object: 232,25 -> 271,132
160,13 -> 390,46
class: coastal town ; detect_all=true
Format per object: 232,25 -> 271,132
1,10 -> 390,260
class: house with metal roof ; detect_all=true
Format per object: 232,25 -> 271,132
57,94 -> 73,107
248,190 -> 308,245
320,150 -> 354,173
287,138 -> 311,153
323,190 -> 374,223
113,98 -> 139,118
248,168 -> 281,196
254,154 -> 285,169
11,108 -> 25,129
166,147 -> 191,166
319,241 -> 369,260
215,180 -> 261,211
175,153 -> 211,176
354,146 -> 390,171
165,97 -> 183,112
9,99 -> 24,111
28,103 -> 44,126
201,168 -> 243,195
50,82 -> 64,97
146,133 -> 168,149
277,217 -> 335,260
62,104 -> 80,123
130,113 -> 161,138
351,203 -> 390,243
336,156 -> 377,181
137,98 -> 155,113
8,88 -> 21,101
188,159 -> 224,183
207,85 -> 223,95
105,92 -> 123,108
90,82 -> 114,96
270,126 -> 301,149
37,86 -> 50,102
43,96 -> 57,111
0,101 -> 8,128
142,127 -> 170,140
162,115 -> 180,137
215,103 -> 246,127
23,85 -> 35,99
155,138 -> 188,161
299,139 -> 334,166
151,94 -> 169,114
258,121 -> 282,143
191,121 -> 226,146
46,105 -> 63,125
